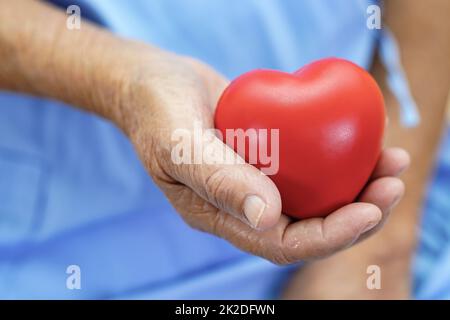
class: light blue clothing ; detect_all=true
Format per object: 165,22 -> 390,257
0,0 -> 426,299
414,127 -> 450,299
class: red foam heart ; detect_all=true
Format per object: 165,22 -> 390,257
214,58 -> 385,219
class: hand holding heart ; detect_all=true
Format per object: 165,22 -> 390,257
125,51 -> 409,263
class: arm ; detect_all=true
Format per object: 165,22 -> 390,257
1,0 -> 121,122
283,0 -> 450,299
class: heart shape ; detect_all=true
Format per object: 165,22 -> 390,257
214,58 -> 385,219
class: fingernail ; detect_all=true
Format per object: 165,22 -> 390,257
243,195 -> 266,228
388,194 -> 402,211
361,220 -> 380,234
397,165 -> 408,177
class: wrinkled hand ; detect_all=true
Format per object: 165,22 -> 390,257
118,48 -> 409,264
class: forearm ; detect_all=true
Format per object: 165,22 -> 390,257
0,0 -> 164,130
378,0 -> 450,248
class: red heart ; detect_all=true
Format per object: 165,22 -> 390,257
214,58 -> 385,219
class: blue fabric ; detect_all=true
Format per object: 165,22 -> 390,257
379,29 -> 420,127
413,127 -> 450,299
0,0 -> 422,299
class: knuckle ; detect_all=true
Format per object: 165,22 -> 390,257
181,213 -> 205,232
180,209 -> 203,229
181,204 -> 223,235
266,240 -> 297,265
203,167 -> 231,208
269,250 -> 294,265
209,209 -> 226,236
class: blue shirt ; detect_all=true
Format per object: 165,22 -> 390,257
413,126 -> 450,299
1,0 -> 418,299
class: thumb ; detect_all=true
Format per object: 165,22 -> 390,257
168,131 -> 282,230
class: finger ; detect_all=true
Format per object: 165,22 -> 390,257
360,177 -> 405,217
356,177 -> 405,240
168,133 -> 282,230
276,177 -> 406,261
371,147 -> 410,179
280,203 -> 382,262
176,188 -> 381,264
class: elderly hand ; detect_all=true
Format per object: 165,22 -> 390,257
115,47 -> 409,264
